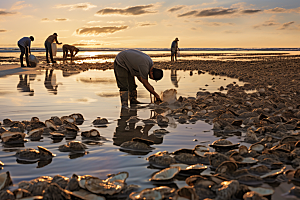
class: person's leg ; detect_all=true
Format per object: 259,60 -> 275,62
175,51 -> 177,61
18,44 -> 26,67
45,41 -> 50,63
47,42 -> 55,63
128,75 -> 142,104
25,47 -> 30,67
63,48 -> 66,63
114,60 -> 130,108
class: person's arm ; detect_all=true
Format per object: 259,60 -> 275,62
137,76 -> 161,101
55,36 -> 62,45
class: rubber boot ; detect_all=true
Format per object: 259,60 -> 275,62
120,91 -> 129,109
129,90 -> 142,104
20,55 -> 25,67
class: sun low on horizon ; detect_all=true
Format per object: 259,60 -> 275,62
0,0 -> 299,49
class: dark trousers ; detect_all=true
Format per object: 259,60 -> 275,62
114,60 -> 137,92
44,41 -> 54,62
18,44 -> 29,67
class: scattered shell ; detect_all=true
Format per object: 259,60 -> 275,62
0,171 -> 13,190
147,151 -> 176,168
173,186 -> 198,200
61,116 -> 76,123
248,186 -> 274,196
150,166 -> 180,183
92,117 -> 109,126
126,116 -> 140,124
209,139 -> 240,150
85,177 -> 124,195
236,175 -> 263,186
215,161 -> 238,175
157,114 -> 169,126
249,143 -> 265,153
27,128 -> 44,139
106,171 -> 129,183
59,141 -> 87,152
1,131 -> 26,143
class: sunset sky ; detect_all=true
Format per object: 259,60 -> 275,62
0,0 -> 299,48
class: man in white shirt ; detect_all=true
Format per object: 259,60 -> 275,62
17,36 -> 34,67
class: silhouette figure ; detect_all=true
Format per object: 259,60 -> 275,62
17,75 -> 34,96
44,69 -> 58,95
171,69 -> 180,88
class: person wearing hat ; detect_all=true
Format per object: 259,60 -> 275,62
17,36 -> 34,67
114,49 -> 163,109
171,37 -> 179,61
44,33 -> 62,63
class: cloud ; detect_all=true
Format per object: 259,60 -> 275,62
95,4 -> 158,16
0,9 -> 17,16
55,18 -> 69,22
265,7 -> 300,13
138,22 -> 157,27
41,18 -> 69,22
55,2 -> 97,11
74,26 -> 128,36
205,22 -> 234,26
0,30 -> 7,33
178,10 -> 198,17
277,21 -> 295,30
224,30 -> 240,33
241,9 -> 262,14
10,1 -> 32,10
196,8 -> 237,17
41,18 -> 50,22
253,20 -> 279,29
168,5 -> 185,12
87,20 -> 102,24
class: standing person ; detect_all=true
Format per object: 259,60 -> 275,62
171,37 -> 179,61
44,33 -> 62,63
17,36 -> 34,67
114,49 -> 163,109
62,44 -> 79,63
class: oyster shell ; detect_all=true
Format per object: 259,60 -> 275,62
45,120 -> 57,130
214,180 -> 239,200
120,140 -> 154,152
185,175 -> 217,188
129,186 -> 174,200
27,128 -> 43,139
249,143 -> 265,153
209,139 -> 240,150
173,186 -> 198,200
194,145 -> 210,157
126,116 -> 140,124
1,131 -> 26,143
243,191 -> 268,200
38,146 -> 55,160
177,164 -> 208,176
150,166 -> 180,182
284,186 -> 300,198
236,175 -> 263,186
0,171 -> 13,190
81,129 -> 103,139
238,145 -> 248,155
215,161 -> 238,175
61,116 -> 75,123
69,113 -> 84,125
59,141 -> 87,152
248,186 -> 274,196
260,167 -> 285,179
85,177 -> 124,195
248,165 -> 270,176
12,188 -> 31,199
209,153 -> 230,168
147,151 -> 176,168
106,171 -> 129,183
92,117 -> 109,126
174,153 -> 207,165
15,148 -> 40,161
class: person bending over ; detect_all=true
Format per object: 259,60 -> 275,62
62,44 -> 79,63
114,49 -> 163,109
17,36 -> 34,67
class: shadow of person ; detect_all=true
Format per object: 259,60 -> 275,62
113,108 -> 163,147
17,74 -> 34,96
44,69 -> 58,95
171,69 -> 180,88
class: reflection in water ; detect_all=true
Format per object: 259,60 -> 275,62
44,69 -> 58,95
113,108 -> 163,148
17,75 -> 34,96
170,70 -> 180,88
16,158 -> 53,168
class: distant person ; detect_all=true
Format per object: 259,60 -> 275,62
114,49 -> 163,109
44,33 -> 62,64
17,75 -> 34,96
171,37 -> 179,61
62,44 -> 79,63
17,36 -> 34,67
